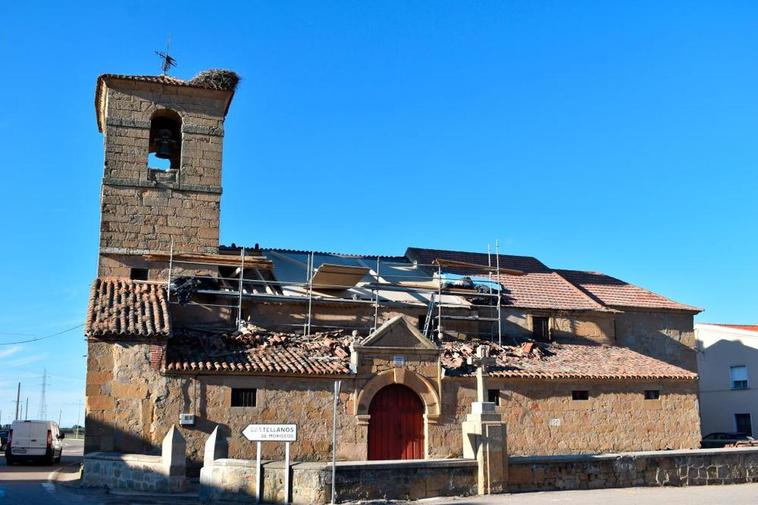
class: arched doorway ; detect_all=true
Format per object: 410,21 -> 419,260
368,384 -> 424,460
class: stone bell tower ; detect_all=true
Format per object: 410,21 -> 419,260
94,70 -> 239,279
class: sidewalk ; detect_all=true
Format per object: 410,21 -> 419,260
385,483 -> 758,505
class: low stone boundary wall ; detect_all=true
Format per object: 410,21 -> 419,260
333,459 -> 478,503
200,426 -> 478,504
200,458 -> 478,504
82,425 -> 187,493
508,447 -> 758,492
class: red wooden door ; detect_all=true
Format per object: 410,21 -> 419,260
368,384 -> 424,460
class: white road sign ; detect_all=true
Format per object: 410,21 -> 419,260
243,424 -> 297,442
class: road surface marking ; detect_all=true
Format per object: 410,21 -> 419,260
41,482 -> 55,494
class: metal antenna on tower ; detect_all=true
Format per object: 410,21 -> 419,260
38,369 -> 47,420
155,35 -> 177,75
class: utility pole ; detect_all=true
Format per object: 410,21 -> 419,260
38,369 -> 47,420
58,409 -> 62,426
24,398 -> 28,420
14,383 -> 20,421
75,400 -> 83,439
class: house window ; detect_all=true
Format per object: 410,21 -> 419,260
231,388 -> 257,407
571,390 -> 589,401
130,268 -> 149,281
735,413 -> 752,436
644,390 -> 660,400
532,316 -> 550,342
488,389 -> 501,406
731,365 -> 748,390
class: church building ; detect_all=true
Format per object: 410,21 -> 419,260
84,69 -> 702,470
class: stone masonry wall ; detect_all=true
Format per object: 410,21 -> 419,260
615,310 -> 697,372
85,337 -> 700,470
97,79 -> 230,277
435,377 -> 700,459
199,458 -> 478,504
508,447 -> 758,492
82,453 -> 184,492
501,308 -> 615,345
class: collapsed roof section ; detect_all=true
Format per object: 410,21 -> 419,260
155,246 -> 699,336
161,321 -> 697,380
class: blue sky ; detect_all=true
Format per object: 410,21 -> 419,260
1,1 -> 757,425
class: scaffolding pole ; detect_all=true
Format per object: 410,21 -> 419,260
372,257 -> 380,332
166,238 -> 174,302
495,240 -> 502,346
437,263 -> 443,339
305,252 -> 314,337
237,247 -> 246,329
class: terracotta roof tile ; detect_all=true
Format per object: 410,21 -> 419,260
441,340 -> 697,380
405,247 -> 607,311
701,323 -> 758,333
85,278 -> 171,338
164,324 -> 353,376
556,269 -> 701,313
489,272 -> 609,311
405,247 -> 699,313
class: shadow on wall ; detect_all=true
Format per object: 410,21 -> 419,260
85,414 -> 231,477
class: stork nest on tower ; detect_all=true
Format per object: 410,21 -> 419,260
188,69 -> 240,91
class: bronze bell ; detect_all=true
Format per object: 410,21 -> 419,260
154,128 -> 178,159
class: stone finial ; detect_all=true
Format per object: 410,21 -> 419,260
161,425 -> 186,477
477,344 -> 490,359
204,426 -> 228,466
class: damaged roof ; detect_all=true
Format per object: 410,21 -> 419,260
441,339 -> 697,380
85,278 -> 170,338
406,247 -> 700,313
164,324 -> 352,375
161,322 -> 696,380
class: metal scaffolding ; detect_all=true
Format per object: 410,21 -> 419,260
162,243 -> 508,342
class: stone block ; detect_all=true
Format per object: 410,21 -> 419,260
87,395 -> 115,411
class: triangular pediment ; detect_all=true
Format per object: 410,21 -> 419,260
360,316 -> 438,349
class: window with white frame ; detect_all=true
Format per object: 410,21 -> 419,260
731,365 -> 748,390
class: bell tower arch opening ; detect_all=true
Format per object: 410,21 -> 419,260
148,109 -> 182,171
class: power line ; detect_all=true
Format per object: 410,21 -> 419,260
0,323 -> 84,346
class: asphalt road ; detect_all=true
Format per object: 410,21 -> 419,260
0,439 -> 94,504
0,439 -> 194,505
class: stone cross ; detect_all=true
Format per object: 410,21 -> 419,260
467,345 -> 497,403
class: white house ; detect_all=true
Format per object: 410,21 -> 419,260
696,323 -> 758,436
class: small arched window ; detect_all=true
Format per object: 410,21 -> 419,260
148,109 -> 182,170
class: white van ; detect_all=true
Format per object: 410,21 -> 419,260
5,420 -> 64,465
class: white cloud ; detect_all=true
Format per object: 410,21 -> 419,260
0,346 -> 21,359
4,354 -> 48,368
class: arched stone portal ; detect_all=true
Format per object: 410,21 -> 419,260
368,384 -> 424,460
355,368 -> 441,459
355,368 -> 441,420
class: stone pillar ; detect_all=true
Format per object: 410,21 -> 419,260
462,402 -> 508,494
203,426 -> 228,466
160,425 -> 187,492
462,346 -> 507,495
